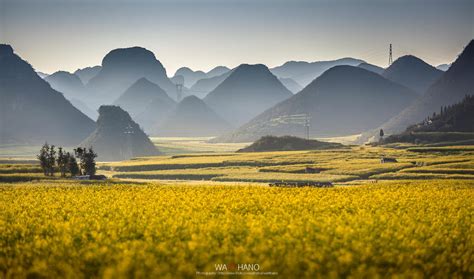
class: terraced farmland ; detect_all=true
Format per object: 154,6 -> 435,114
96,146 -> 474,184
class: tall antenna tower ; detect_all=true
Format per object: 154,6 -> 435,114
388,43 -> 393,66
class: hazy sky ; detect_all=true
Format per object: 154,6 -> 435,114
1,0 -> 473,76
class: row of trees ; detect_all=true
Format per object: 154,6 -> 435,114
37,143 -> 97,177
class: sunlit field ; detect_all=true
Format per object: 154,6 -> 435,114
1,180 -> 473,278
101,145 -> 474,184
1,142 -> 473,278
150,137 -> 248,154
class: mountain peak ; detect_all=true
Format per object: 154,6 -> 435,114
0,44 -> 14,57
120,77 -> 167,97
47,71 -> 82,83
81,105 -> 159,161
87,46 -> 175,106
175,67 -> 205,76
220,63 -> 277,84
180,95 -> 201,104
390,55 -> 430,67
133,77 -> 155,87
382,54 -> 442,93
316,65 -> 382,82
207,66 -> 230,78
102,46 -> 158,68
234,63 -> 269,73
173,67 -> 207,88
204,63 -> 292,126
445,39 -> 474,75
461,39 -> 474,56
270,57 -> 365,87
97,105 -> 133,124
113,77 -> 171,121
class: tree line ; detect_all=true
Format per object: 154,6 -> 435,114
37,143 -> 97,177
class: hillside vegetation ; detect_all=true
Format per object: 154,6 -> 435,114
383,95 -> 474,145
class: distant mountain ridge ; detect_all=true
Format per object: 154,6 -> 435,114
74,66 -> 101,84
270,57 -> 365,87
0,44 -> 95,145
45,71 -> 98,119
173,67 -> 207,88
215,65 -> 418,142
436,64 -> 451,71
207,66 -> 230,78
45,71 -> 86,100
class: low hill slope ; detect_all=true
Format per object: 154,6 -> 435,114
80,106 -> 159,161
237,135 -> 343,152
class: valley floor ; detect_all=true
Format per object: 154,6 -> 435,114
0,143 -> 473,277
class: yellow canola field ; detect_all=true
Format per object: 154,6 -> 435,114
1,180 -> 473,278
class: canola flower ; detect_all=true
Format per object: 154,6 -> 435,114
0,180 -> 473,278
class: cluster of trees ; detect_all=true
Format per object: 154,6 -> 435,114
37,143 -> 97,177
419,94 -> 474,128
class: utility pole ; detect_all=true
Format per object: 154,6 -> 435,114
304,113 -> 310,140
388,43 -> 393,66
124,124 -> 134,159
